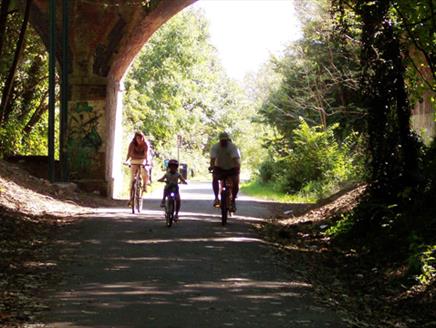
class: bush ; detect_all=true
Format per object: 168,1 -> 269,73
258,158 -> 277,183
408,233 -> 436,286
257,118 -> 365,198
0,113 -> 50,159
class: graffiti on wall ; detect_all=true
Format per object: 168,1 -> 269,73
68,101 -> 104,178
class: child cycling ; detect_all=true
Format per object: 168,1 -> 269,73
157,159 -> 187,220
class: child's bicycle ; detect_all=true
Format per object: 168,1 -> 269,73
161,183 -> 178,227
124,162 -> 145,214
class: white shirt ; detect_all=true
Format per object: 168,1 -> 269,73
210,142 -> 241,170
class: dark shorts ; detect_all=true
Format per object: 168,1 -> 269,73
213,167 -> 240,180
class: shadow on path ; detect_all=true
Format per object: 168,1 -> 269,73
41,191 -> 344,327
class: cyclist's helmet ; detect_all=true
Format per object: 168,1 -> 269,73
168,159 -> 179,167
219,131 -> 230,141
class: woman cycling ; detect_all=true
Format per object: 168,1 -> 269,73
125,131 -> 149,202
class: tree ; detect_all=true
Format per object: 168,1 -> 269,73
0,0 -> 30,124
0,2 -> 50,157
393,0 -> 436,92
124,8 -> 258,174
330,0 -> 426,203
255,0 -> 365,156
0,0 -> 12,59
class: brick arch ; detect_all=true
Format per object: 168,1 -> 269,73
19,0 -> 196,196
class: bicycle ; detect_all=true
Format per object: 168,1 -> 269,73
220,175 -> 234,225
125,162 -> 145,214
210,168 -> 235,226
161,183 -> 178,227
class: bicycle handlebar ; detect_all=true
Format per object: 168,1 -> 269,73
123,162 -> 149,168
158,179 -> 187,185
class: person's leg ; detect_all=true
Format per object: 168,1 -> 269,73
175,193 -> 181,219
212,175 -> 219,198
212,170 -> 220,207
232,174 -> 239,200
130,164 -> 138,184
128,165 -> 138,206
141,166 -> 148,191
231,174 -> 239,210
160,187 -> 167,207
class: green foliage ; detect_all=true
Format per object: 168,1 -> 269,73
124,8 -> 261,175
324,213 -> 355,237
257,118 -> 364,198
246,0 -> 367,200
393,0 -> 436,96
330,1 -> 434,218
0,118 -> 24,155
257,0 -> 365,142
0,8 -> 50,158
0,110 -> 53,159
408,233 -> 436,286
418,245 -> 436,285
258,159 -> 276,184
330,0 -> 436,244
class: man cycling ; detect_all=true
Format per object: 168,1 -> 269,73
209,132 -> 241,211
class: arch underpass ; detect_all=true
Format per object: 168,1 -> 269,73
18,0 -> 196,197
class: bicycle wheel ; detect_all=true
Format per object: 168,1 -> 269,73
228,184 -> 234,217
130,181 -> 136,214
220,189 -> 228,225
135,179 -> 143,213
135,194 -> 142,213
166,198 -> 174,227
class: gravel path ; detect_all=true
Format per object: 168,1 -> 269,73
40,183 -> 345,328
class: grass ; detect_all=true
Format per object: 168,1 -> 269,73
240,180 -> 317,203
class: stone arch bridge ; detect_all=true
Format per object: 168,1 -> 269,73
18,0 -> 196,197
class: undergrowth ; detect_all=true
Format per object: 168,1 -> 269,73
324,199 -> 436,292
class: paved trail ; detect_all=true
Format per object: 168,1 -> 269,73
41,183 -> 345,328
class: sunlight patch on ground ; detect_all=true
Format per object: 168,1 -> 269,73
187,280 -> 311,289
54,278 -> 310,306
188,296 -> 219,302
89,208 -> 267,222
124,236 -> 266,245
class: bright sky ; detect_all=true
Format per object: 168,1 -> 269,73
191,0 -> 301,81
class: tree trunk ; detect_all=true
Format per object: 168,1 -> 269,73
23,91 -> 49,135
0,0 -> 31,124
359,0 -> 418,198
390,31 -> 417,186
17,56 -> 45,122
359,0 -> 392,191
